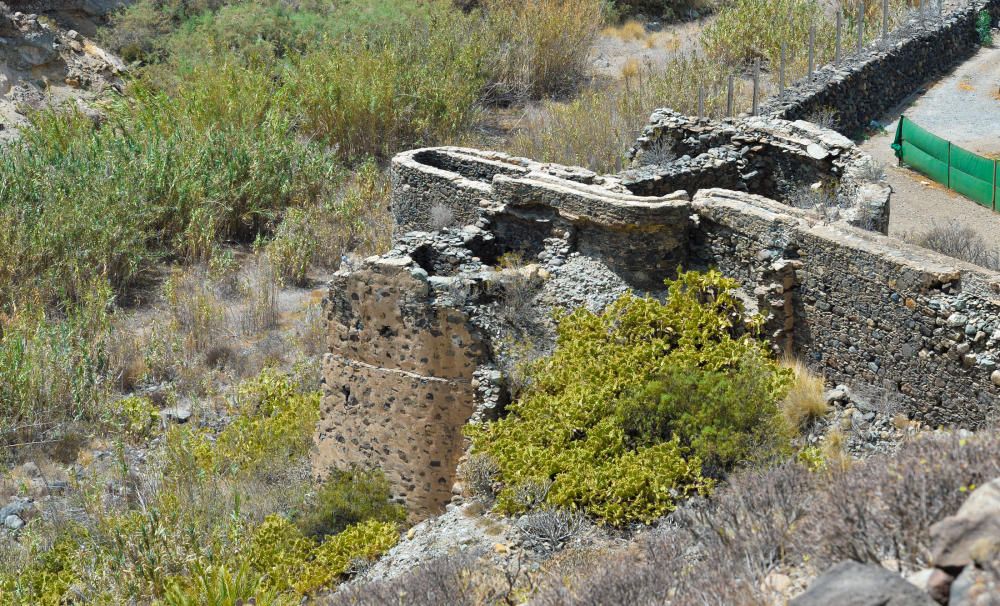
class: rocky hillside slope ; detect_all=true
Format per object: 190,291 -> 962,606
0,0 -> 126,142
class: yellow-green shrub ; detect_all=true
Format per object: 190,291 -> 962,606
162,562 -> 294,606
247,516 -> 399,595
111,396 -> 162,442
0,532 -> 83,605
165,368 -> 320,477
470,270 -> 793,525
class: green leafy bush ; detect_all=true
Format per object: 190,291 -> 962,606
469,270 -> 793,525
110,396 -> 162,443
296,468 -> 406,540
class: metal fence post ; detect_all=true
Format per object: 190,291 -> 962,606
752,62 -> 760,116
858,1 -> 865,55
897,115 -> 904,166
947,141 -> 952,190
882,0 -> 889,42
836,9 -> 843,65
780,43 -> 786,94
698,85 -> 705,119
808,26 -> 815,77
727,74 -> 734,118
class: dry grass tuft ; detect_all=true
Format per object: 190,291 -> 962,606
781,358 -> 829,431
603,19 -> 647,42
620,57 -> 641,79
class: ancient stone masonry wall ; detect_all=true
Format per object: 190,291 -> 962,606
693,189 -> 1000,427
319,113 -> 1000,518
316,257 -> 488,516
323,151 -> 698,517
390,147 -> 602,234
759,0 -> 1000,136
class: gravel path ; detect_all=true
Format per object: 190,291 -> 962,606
861,44 -> 1000,244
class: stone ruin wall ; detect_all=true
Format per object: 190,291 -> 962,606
315,260 -> 486,515
761,0 -> 1000,135
316,0 -> 1000,515
317,118 -> 1000,517
695,189 -> 1000,426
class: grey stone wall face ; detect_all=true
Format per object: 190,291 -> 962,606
693,189 -> 1000,427
760,0 -> 1000,136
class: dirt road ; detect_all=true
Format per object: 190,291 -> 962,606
861,44 -> 1000,243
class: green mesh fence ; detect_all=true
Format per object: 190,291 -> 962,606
892,116 -> 998,209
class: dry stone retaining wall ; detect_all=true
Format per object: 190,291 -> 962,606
693,189 -> 1000,426
761,0 -> 1000,135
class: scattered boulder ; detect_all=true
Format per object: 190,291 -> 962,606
825,384 -> 851,404
0,498 -> 30,521
930,478 -> 1000,571
949,564 -> 1000,606
161,406 -> 192,424
928,568 -> 957,605
3,514 -> 24,531
790,561 -> 937,606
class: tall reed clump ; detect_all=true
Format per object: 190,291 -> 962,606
0,91 -> 335,309
287,6 -> 487,160
479,0 -> 605,103
0,281 -> 114,453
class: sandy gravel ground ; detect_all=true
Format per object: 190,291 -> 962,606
861,44 -> 1000,243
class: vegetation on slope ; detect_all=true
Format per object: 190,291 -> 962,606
512,0 -> 921,171
470,270 -> 796,525
336,430 -> 1000,605
0,370 -> 403,604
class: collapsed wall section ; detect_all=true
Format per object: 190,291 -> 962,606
624,110 -> 892,233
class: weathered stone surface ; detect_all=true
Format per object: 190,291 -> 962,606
3,514 -> 24,531
790,561 -> 937,606
626,110 -> 891,234
928,568 -> 956,605
931,478 -> 1000,570
316,262 -> 488,518
949,564 -> 1000,606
